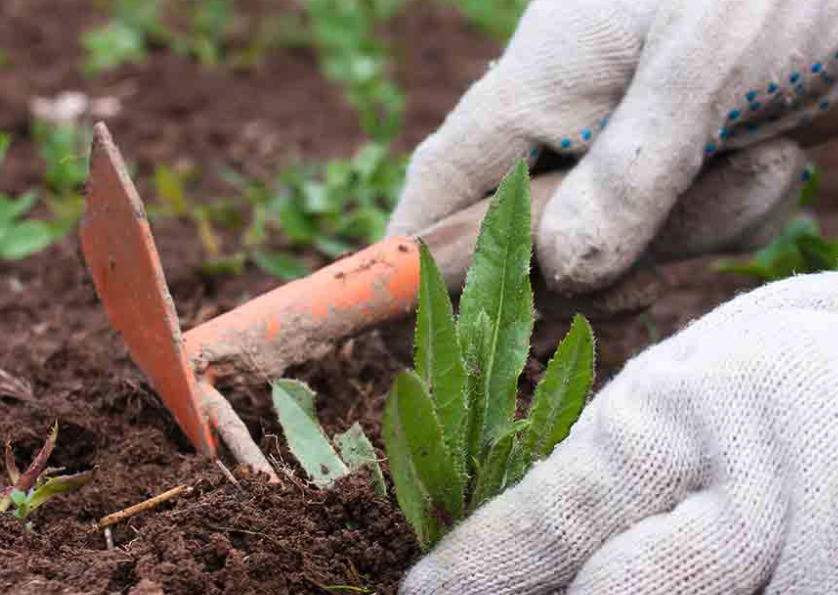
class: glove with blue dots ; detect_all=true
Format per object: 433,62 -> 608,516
387,0 -> 838,294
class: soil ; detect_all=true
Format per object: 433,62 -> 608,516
2,1 -> 838,594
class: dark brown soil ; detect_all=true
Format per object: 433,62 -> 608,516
2,1 -> 838,594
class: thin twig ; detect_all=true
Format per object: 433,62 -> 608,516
98,485 -> 192,529
104,527 -> 114,550
216,459 -> 245,493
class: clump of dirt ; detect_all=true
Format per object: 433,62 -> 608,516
0,469 -> 418,595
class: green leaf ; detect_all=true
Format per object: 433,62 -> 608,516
277,199 -> 317,243
335,422 -> 387,497
352,143 -> 386,180
252,250 -> 312,281
382,373 -> 442,548
334,207 -> 388,242
0,191 -> 38,232
82,21 -> 147,75
458,160 -> 534,450
385,371 -> 464,532
9,489 -> 28,518
462,309 -> 492,469
114,0 -> 167,36
796,234 -> 838,271
154,164 -> 189,216
0,220 -> 59,261
302,181 -> 333,214
271,380 -> 348,487
199,252 -> 247,277
513,315 -> 594,481
414,242 -> 467,472
714,216 -> 820,281
0,132 -> 11,164
314,236 -> 353,258
277,379 -> 317,421
469,430 -> 514,510
28,468 -> 97,511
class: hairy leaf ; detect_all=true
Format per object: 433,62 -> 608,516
272,380 -> 348,487
383,376 -> 441,548
462,309 -> 492,469
469,430 -> 515,511
385,371 -> 463,544
516,315 -> 594,476
458,160 -> 533,452
335,422 -> 386,497
414,241 -> 467,468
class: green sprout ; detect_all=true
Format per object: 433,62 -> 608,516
443,0 -> 530,40
81,0 -> 168,75
1,423 -> 97,532
32,121 -> 91,198
0,132 -> 74,261
301,0 -> 407,142
383,160 -> 595,549
271,380 -> 387,496
220,143 -> 406,281
715,165 -> 838,281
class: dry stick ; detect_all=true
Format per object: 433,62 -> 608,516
215,459 -> 245,492
98,485 -> 193,530
200,382 -> 280,484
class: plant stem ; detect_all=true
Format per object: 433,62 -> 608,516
200,382 -> 281,483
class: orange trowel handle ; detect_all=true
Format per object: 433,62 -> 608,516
184,236 -> 422,380
183,171 -> 565,381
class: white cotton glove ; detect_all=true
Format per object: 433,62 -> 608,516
388,0 -> 838,293
399,272 -> 838,595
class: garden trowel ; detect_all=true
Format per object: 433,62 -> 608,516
79,123 -> 569,460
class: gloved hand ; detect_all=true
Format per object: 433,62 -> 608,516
388,0 -> 838,293
399,271 -> 838,595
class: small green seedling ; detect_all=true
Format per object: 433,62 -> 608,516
1,423 -> 97,532
383,160 -> 595,549
0,132 -> 69,261
219,143 -> 406,281
301,0 -> 406,142
715,166 -> 838,281
32,121 -> 91,197
81,0 -> 168,75
0,189 -> 55,261
715,216 -> 838,281
271,379 -> 387,496
444,0 -> 529,40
